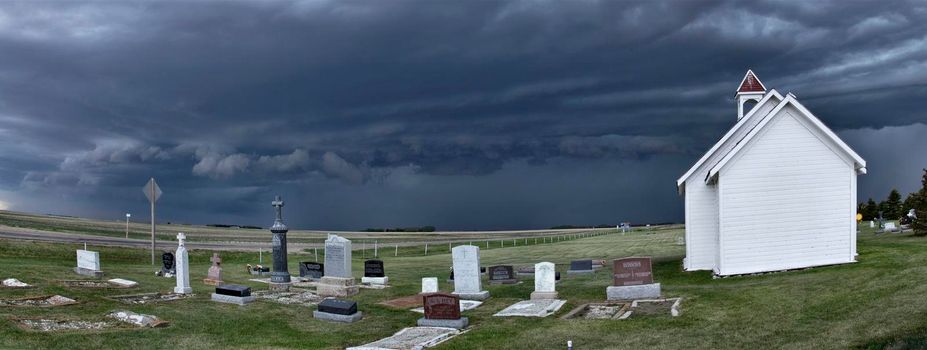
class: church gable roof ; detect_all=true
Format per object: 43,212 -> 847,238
675,90 -> 783,191
705,94 -> 867,182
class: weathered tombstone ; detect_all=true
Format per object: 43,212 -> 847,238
269,195 -> 291,292
869,220 -> 875,228
417,293 -> 468,329
211,284 -> 255,305
361,259 -> 388,285
531,262 -> 557,300
75,249 -> 103,277
318,234 -> 358,297
299,262 -> 324,280
324,234 -> 353,278
422,277 -> 438,294
451,245 -> 489,300
606,257 -> 661,300
160,252 -> 175,277
173,233 -> 192,294
488,265 -> 517,285
203,253 -> 223,286
314,298 -> 363,323
567,259 -> 594,274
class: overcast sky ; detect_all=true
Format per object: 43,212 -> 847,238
0,1 -> 925,230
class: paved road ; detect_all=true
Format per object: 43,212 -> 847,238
0,229 -> 290,252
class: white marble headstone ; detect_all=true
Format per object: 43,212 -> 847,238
534,262 -> 555,293
174,233 -> 192,294
76,250 -> 100,271
422,277 -> 438,293
324,234 -> 353,278
452,245 -> 482,294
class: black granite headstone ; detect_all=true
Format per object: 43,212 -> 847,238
555,271 -> 561,281
488,265 -> 517,284
318,299 -> 357,315
300,262 -> 324,279
364,260 -> 385,277
161,252 -> 175,274
216,284 -> 251,297
570,260 -> 593,271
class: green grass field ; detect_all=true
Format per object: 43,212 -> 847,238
2,223 -> 927,349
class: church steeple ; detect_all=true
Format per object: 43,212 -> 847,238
736,69 -> 766,120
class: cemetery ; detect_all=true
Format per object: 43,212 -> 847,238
3,217 -> 927,349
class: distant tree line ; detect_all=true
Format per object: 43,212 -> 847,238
364,226 -> 436,232
860,169 -> 926,235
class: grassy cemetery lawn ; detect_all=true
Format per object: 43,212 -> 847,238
2,224 -> 927,349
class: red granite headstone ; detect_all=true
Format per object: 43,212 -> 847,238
422,293 -> 460,320
612,257 -> 653,286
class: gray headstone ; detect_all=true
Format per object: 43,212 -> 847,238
534,262 -> 556,293
76,250 -> 101,271
451,245 -> 488,300
324,234 -> 353,278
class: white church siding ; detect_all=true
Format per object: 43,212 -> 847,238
682,93 -> 783,272
683,168 -> 718,270
716,108 -> 854,275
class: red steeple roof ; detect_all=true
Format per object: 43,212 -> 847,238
736,69 -> 766,93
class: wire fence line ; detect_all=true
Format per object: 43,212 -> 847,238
299,229 -> 639,261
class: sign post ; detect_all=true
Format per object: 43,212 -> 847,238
143,178 -> 162,265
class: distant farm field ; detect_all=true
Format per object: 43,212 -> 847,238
1,215 -> 926,349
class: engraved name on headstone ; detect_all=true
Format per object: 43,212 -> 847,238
423,293 -> 461,320
364,260 -> 385,278
612,257 -> 653,286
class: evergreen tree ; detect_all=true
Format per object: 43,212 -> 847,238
886,189 -> 903,219
903,192 -> 918,214
865,198 -> 878,220
913,169 -> 927,236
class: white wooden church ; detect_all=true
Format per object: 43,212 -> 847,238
676,70 -> 867,276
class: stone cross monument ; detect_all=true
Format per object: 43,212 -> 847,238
203,252 -> 224,286
173,232 -> 192,294
269,195 -> 291,291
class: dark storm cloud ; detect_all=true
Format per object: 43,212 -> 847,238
0,0 -> 925,229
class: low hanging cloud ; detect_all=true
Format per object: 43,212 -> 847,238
321,152 -> 366,185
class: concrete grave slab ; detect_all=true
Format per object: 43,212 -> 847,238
108,278 -> 138,288
0,295 -> 78,307
107,310 -> 169,328
2,278 -> 32,288
493,299 -> 566,317
347,327 -> 462,350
